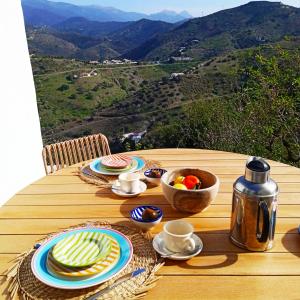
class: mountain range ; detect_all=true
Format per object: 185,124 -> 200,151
126,1 -> 300,61
23,1 -> 300,61
26,18 -> 176,60
22,0 -> 192,24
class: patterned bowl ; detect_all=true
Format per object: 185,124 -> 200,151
144,168 -> 167,186
130,206 -> 163,230
161,168 -> 220,214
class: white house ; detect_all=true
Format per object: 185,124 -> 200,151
122,130 -> 147,143
0,0 -> 45,205
170,73 -> 185,79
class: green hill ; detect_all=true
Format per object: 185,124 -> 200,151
26,18 -> 175,60
37,36 -> 299,150
126,1 -> 300,61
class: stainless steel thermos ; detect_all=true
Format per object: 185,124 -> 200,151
230,157 -> 279,251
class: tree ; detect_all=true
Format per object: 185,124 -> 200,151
236,46 -> 300,164
68,94 -> 77,100
57,84 -> 69,92
65,75 -> 73,82
86,92 -> 94,100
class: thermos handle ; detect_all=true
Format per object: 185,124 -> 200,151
256,201 -> 270,243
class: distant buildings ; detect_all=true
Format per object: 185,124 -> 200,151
179,47 -> 186,54
79,69 -> 98,78
170,73 -> 185,79
170,56 -> 193,62
122,130 -> 147,143
102,59 -> 137,65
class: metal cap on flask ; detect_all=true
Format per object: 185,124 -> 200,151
245,157 -> 270,184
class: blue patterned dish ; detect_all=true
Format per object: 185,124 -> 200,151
144,168 -> 167,186
130,206 -> 163,230
31,228 -> 133,290
90,156 -> 145,176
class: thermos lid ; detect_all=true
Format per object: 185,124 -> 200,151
245,157 -> 270,183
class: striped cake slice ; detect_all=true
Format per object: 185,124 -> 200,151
101,154 -> 132,169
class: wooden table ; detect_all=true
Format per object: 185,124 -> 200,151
1,149 -> 300,299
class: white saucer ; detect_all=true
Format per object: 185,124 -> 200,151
152,232 -> 203,260
112,180 -> 147,198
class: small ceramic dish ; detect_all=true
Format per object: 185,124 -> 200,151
144,168 -> 167,186
130,206 -> 163,231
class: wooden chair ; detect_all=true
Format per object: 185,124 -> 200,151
42,133 -> 111,174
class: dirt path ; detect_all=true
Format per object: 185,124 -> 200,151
34,64 -> 163,78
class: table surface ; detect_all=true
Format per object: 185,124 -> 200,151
1,149 -> 300,299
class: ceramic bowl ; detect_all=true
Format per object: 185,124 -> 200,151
130,205 -> 163,230
161,168 -> 220,214
144,168 -> 167,186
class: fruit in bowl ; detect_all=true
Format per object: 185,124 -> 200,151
161,169 -> 220,214
173,183 -> 187,190
171,175 -> 202,190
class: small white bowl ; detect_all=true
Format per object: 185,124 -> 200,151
130,206 -> 163,231
144,168 -> 167,186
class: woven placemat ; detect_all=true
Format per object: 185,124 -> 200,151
77,156 -> 161,187
4,221 -> 164,300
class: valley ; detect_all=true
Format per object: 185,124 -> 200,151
21,0 -> 300,164
33,57 -> 200,146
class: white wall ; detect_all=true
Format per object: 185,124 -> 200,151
0,0 -> 45,205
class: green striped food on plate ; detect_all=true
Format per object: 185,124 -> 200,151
47,235 -> 120,278
52,231 -> 112,267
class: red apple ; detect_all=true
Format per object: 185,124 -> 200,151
183,175 -> 200,189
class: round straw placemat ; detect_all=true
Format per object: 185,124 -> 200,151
5,222 -> 163,300
77,157 -> 161,187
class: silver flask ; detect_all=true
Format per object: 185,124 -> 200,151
230,157 -> 279,251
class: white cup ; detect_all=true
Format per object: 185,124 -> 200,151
118,173 -> 140,193
163,220 -> 196,253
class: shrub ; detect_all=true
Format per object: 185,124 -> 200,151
68,94 -> 77,100
57,84 -> 69,92
86,92 -> 93,100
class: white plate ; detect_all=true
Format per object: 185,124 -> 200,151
152,232 -> 203,260
112,181 -> 147,198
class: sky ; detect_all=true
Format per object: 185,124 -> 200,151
50,0 -> 300,16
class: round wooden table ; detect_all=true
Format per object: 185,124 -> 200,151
1,149 -> 300,299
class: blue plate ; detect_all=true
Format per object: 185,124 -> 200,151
90,156 -> 145,176
130,206 -> 163,223
31,228 -> 133,290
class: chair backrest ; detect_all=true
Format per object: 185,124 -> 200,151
42,133 -> 111,174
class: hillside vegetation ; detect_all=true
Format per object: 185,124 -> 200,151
143,44 -> 300,167
34,37 -> 300,166
33,59 -> 198,141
